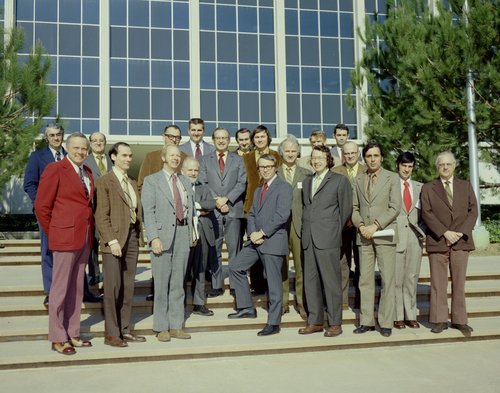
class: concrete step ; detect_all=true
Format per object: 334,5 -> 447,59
1,316 -> 499,370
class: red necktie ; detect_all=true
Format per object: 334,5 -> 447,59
218,152 -> 225,174
403,181 -> 412,213
195,144 -> 202,161
259,182 -> 268,205
172,173 -> 184,222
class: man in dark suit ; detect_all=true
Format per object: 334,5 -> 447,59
234,128 -> 253,156
95,142 -> 146,347
35,133 -> 94,355
299,145 -> 352,337
394,152 -> 424,329
179,118 -> 215,160
24,124 -> 66,307
84,131 -> 113,285
142,145 -> 194,342
243,125 -> 282,295
228,154 -> 292,336
333,141 -> 366,308
421,151 -> 478,335
277,135 -> 312,319
198,127 -> 247,297
351,140 -> 401,337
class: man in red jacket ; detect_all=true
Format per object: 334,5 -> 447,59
35,133 -> 95,355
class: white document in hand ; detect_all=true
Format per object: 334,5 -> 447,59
372,229 -> 395,238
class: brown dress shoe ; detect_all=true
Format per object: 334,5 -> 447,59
122,333 -> 147,342
104,336 -> 128,347
393,320 -> 406,329
298,324 -> 323,335
70,337 -> 92,347
405,320 -> 420,328
324,325 -> 342,337
52,341 -> 76,355
169,329 -> 191,339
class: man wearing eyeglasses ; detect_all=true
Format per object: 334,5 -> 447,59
228,154 -> 292,336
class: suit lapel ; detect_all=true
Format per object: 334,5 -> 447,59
357,173 -> 370,203
313,171 -> 331,198
433,179 -> 451,209
158,172 -> 175,207
110,171 -> 128,206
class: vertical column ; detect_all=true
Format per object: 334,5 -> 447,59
189,0 -> 201,117
4,0 -> 14,31
100,0 -> 110,135
353,0 -> 368,142
274,1 -> 288,139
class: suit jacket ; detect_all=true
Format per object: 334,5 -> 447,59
421,177 -> 478,252
396,179 -> 424,252
332,162 -> 366,188
95,171 -> 143,254
84,153 -> 113,180
141,170 -> 194,251
198,150 -> 247,219
302,171 -> 352,250
352,168 -> 401,245
34,157 -> 95,251
179,140 -> 216,158
277,164 -> 312,238
137,149 -> 188,191
247,176 -> 292,256
24,146 -> 67,203
194,182 -> 217,247
243,149 -> 282,215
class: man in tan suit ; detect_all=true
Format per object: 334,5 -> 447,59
421,151 -> 478,335
333,141 -> 365,308
351,140 -> 401,337
95,142 -> 146,347
277,135 -> 312,319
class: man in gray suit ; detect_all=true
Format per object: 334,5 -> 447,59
277,135 -> 312,319
351,140 -> 401,337
179,118 -> 215,160
182,157 -> 217,317
228,154 -> 292,336
198,127 -> 247,297
299,146 -> 352,337
84,131 -> 113,285
394,152 -> 425,330
142,145 -> 194,342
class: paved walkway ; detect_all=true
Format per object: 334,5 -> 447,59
2,340 -> 499,393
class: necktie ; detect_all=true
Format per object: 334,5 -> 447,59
55,150 -> 61,161
285,167 -> 293,184
347,167 -> 355,185
121,176 -> 136,224
97,154 -> 106,175
79,167 -> 89,199
312,175 -> 321,196
218,152 -> 225,174
340,149 -> 345,164
172,173 -> 184,222
444,180 -> 453,206
403,181 -> 412,213
195,144 -> 202,161
367,173 -> 375,201
259,182 -> 269,205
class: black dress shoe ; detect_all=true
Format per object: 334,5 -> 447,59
353,325 -> 376,334
451,323 -> 473,333
83,294 -> 103,303
257,324 -> 280,336
431,322 -> 448,334
193,305 -> 214,316
206,288 -> 224,298
228,308 -> 257,319
43,296 -> 49,308
145,294 -> 154,301
380,328 -> 392,337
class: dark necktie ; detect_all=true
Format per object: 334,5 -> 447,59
218,152 -> 225,174
403,181 -> 412,213
195,144 -> 202,161
259,182 -> 268,205
55,150 -> 61,161
444,180 -> 453,206
172,173 -> 184,222
79,167 -> 89,199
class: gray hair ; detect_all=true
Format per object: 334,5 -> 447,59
278,134 -> 301,156
66,132 -> 89,148
435,151 -> 457,168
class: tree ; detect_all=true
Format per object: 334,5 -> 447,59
0,26 -> 55,193
350,0 -> 499,182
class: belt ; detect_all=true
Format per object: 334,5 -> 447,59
176,218 -> 188,226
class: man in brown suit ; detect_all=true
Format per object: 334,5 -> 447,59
95,142 -> 146,347
243,125 -> 282,295
333,141 -> 365,308
421,151 -> 478,335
